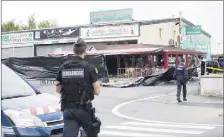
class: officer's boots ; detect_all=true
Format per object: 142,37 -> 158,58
183,95 -> 187,101
177,98 -> 182,103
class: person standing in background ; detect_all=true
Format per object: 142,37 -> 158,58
173,57 -> 189,103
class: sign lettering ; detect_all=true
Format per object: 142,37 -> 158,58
62,69 -> 84,78
34,27 -> 80,40
81,24 -> 139,39
185,25 -> 201,35
90,8 -> 133,23
2,32 -> 34,45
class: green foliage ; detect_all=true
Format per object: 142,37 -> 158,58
27,13 -> 36,30
38,20 -> 57,29
2,19 -> 20,32
2,13 -> 58,32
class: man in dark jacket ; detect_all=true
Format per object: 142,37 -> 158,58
173,57 -> 189,103
55,38 -> 101,137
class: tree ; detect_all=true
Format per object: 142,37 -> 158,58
2,13 -> 58,32
38,20 -> 57,29
27,13 -> 37,30
2,19 -> 20,32
20,24 -> 28,30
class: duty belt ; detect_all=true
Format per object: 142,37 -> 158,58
64,102 -> 86,109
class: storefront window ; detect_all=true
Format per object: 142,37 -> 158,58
123,55 -> 148,68
168,54 -> 176,67
180,55 -> 186,64
188,55 -> 200,68
149,54 -> 163,68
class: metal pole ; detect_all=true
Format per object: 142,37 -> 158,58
12,46 -> 15,57
179,11 -> 182,48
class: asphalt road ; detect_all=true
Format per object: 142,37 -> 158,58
29,80 -> 223,137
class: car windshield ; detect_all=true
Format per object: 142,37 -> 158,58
2,64 -> 36,99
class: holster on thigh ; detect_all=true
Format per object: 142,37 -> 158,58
86,117 -> 101,136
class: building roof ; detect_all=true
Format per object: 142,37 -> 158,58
94,44 -> 205,54
49,44 -> 205,56
2,17 -> 211,38
161,46 -> 206,54
88,48 -> 162,55
93,44 -> 162,50
139,17 -> 211,37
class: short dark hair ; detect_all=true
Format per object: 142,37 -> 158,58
180,57 -> 185,63
73,38 -> 87,55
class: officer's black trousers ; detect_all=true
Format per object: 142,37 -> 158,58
176,80 -> 187,99
63,108 -> 97,137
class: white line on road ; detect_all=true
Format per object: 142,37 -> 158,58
112,95 -> 223,127
99,130 -> 177,137
104,126 -> 204,134
122,122 -> 215,129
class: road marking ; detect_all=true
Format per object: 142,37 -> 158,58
104,126 -> 204,134
122,122 -> 215,129
112,95 -> 223,127
99,130 -> 177,137
100,120 -> 215,137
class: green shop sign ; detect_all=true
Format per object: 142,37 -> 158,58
90,8 -> 133,23
185,25 -> 201,35
2,32 -> 34,45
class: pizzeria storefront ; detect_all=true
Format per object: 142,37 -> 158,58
85,45 -> 205,76
48,43 -> 205,77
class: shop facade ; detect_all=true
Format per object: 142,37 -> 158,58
139,18 -> 211,60
82,44 -> 205,76
2,32 -> 34,59
33,27 -> 80,56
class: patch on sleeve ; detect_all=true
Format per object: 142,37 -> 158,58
95,68 -> 98,74
62,68 -> 84,78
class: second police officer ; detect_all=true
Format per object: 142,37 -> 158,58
173,57 -> 189,103
55,38 -> 101,137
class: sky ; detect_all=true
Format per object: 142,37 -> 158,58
2,1 -> 223,54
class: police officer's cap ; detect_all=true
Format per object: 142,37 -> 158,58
73,38 -> 86,48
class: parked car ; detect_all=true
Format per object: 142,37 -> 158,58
1,64 -> 86,137
206,60 -> 222,73
217,56 -> 224,68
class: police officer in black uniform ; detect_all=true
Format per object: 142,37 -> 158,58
173,57 -> 189,103
55,38 -> 101,137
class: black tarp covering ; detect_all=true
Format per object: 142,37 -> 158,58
2,55 -> 109,82
101,67 -> 198,88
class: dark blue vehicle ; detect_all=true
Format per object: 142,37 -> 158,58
1,64 -> 64,137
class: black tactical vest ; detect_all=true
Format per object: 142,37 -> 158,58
61,60 -> 93,104
176,64 -> 185,75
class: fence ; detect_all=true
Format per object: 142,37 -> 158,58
117,68 -> 153,79
116,67 -> 164,79
26,78 -> 56,86
26,77 -> 108,86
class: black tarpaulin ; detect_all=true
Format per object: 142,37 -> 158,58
101,67 -> 198,88
2,55 -> 109,82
